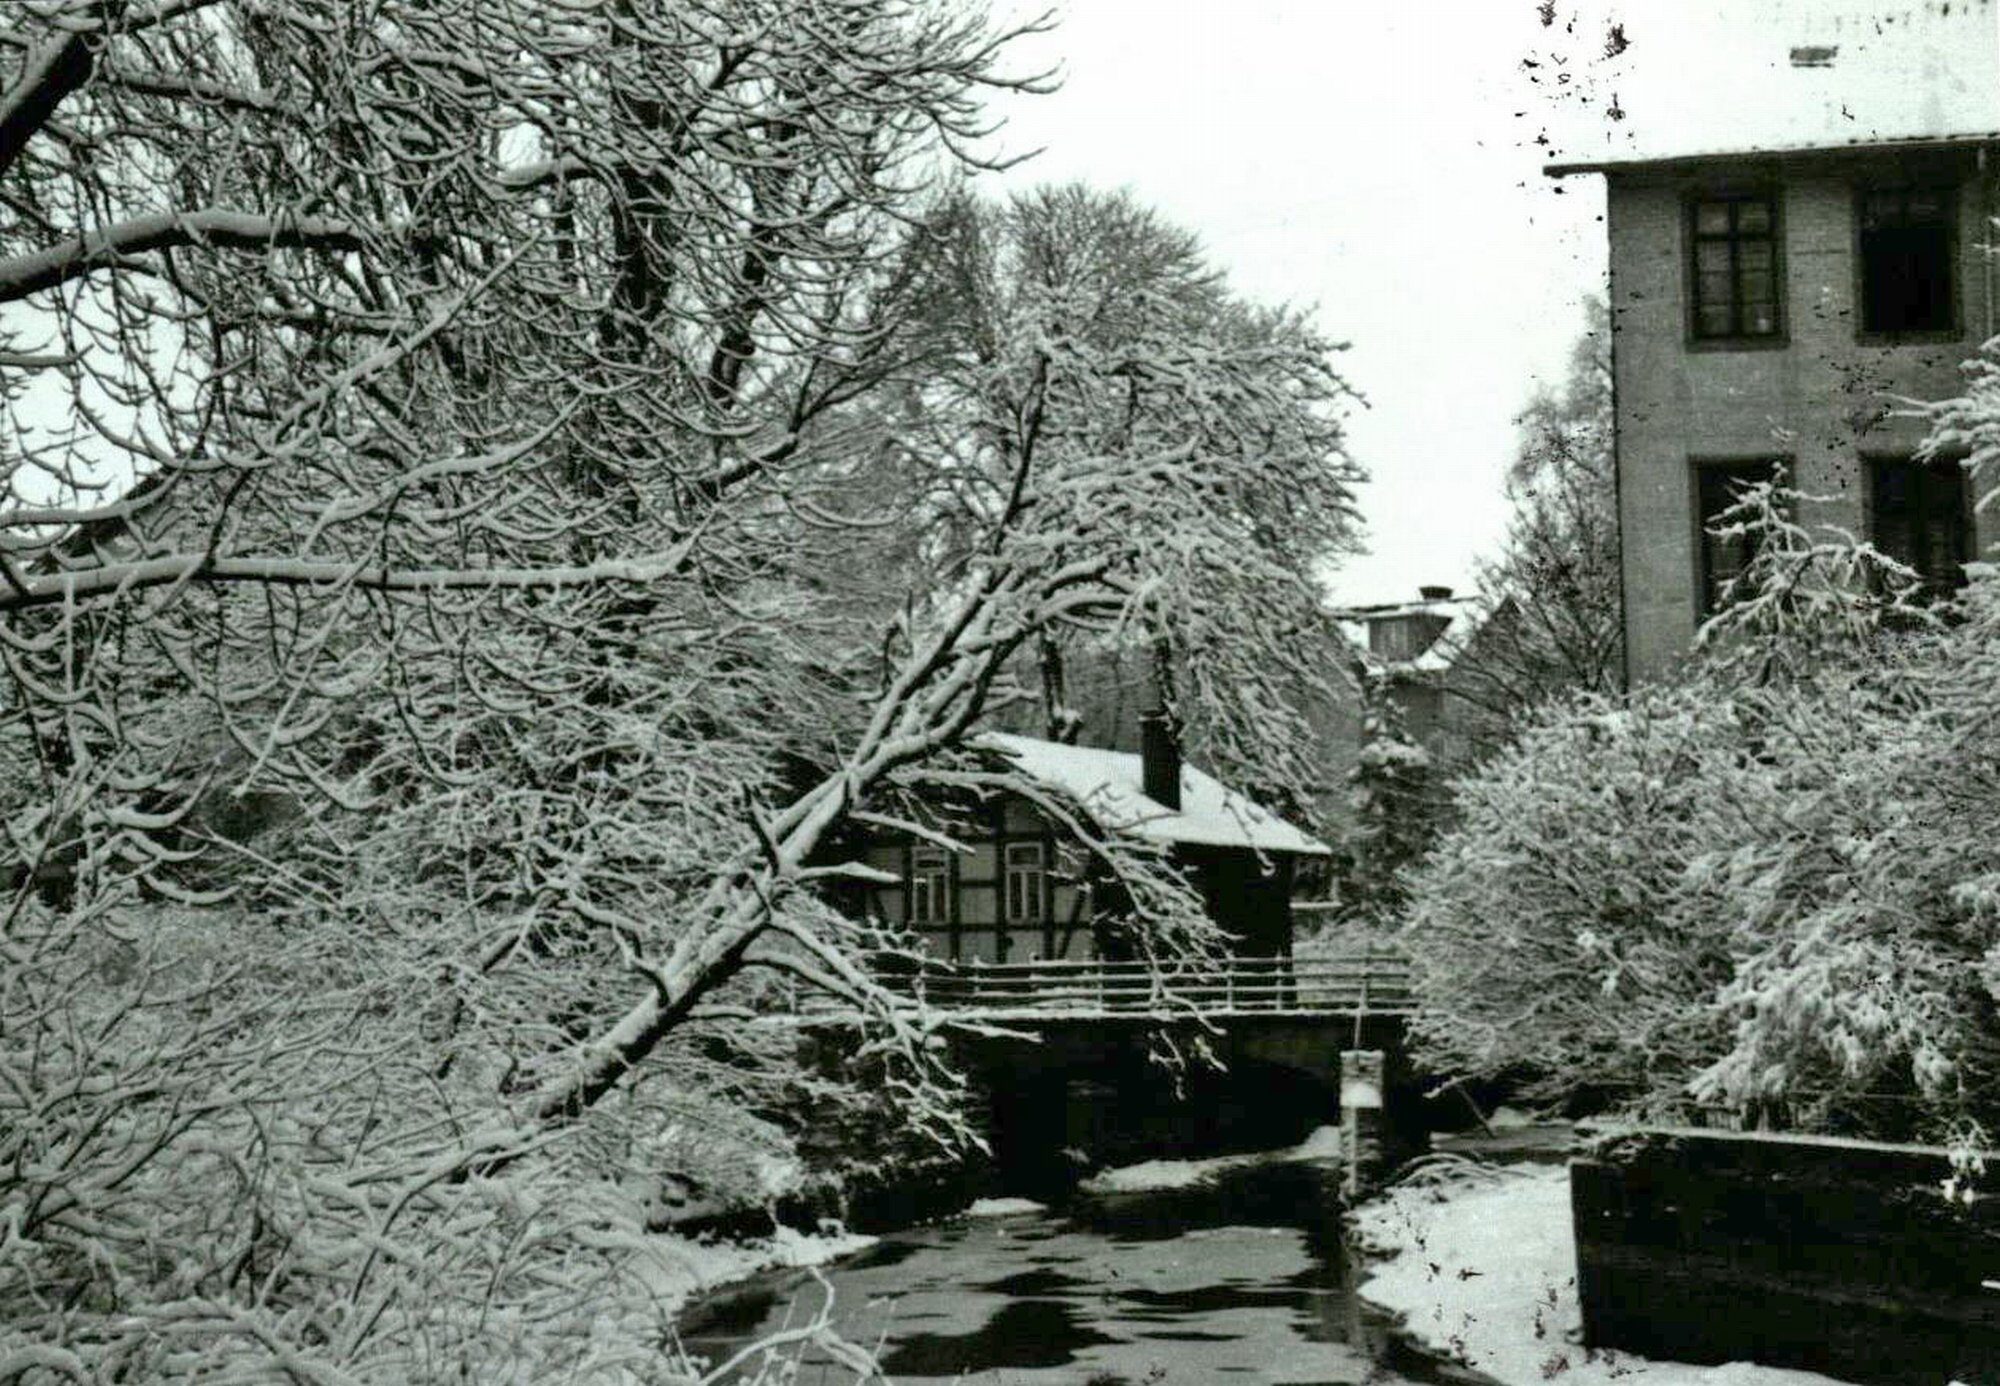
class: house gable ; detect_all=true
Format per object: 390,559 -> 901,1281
852,733 -> 1327,965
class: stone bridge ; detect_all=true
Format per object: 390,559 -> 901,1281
903,954 -> 1422,1188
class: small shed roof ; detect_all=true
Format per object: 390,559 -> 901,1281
1544,0 -> 2000,175
976,732 -> 1331,857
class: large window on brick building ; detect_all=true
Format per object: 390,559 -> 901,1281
1870,456 -> 1969,593
1695,458 -> 1779,618
1858,188 -> 1954,336
1689,195 -> 1781,340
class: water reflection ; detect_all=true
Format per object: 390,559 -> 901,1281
880,1299 -> 1121,1375
677,1157 -> 1419,1385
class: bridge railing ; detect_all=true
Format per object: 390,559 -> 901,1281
880,951 -> 1415,1017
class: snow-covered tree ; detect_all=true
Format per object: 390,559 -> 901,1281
1453,298 -> 1622,752
0,1 -> 1028,1376
0,9 -> 1366,1377
1334,672 -> 1439,930
1909,333 -> 2000,510
1403,681 -> 1758,1116
888,183 -> 1364,824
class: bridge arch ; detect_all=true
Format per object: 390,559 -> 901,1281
951,1012 -> 1415,1193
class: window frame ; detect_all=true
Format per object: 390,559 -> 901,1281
1852,183 -> 1961,343
1002,840 -> 1045,926
906,844 -> 952,928
1864,452 -> 1972,595
1684,190 -> 1786,349
1691,456 -> 1784,621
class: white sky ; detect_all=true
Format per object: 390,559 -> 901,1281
978,1 -> 1614,606
24,2 -> 1968,607
10,0 -> 1646,607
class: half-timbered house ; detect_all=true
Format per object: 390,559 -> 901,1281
853,717 -> 1331,965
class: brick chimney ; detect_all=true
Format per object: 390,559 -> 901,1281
1140,709 -> 1182,811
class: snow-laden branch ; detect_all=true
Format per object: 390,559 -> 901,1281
0,543 -> 700,611
0,13 -> 96,179
0,209 -> 370,301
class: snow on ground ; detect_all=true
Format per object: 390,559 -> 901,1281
631,1223 -> 877,1320
1080,1124 -> 1343,1194
1349,1163 -> 1852,1386
963,1196 -> 1049,1216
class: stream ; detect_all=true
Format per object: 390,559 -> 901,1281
676,1151 -> 1450,1385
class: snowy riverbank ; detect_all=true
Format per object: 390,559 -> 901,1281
1348,1162 -> 1852,1386
635,1222 -> 877,1322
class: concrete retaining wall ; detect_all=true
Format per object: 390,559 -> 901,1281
1572,1126 -> 2000,1385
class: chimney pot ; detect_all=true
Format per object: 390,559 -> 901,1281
1418,584 -> 1454,601
1140,709 -> 1182,812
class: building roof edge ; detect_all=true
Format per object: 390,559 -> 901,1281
1545,131 -> 2000,178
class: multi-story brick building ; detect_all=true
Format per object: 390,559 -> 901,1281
1549,0 -> 2000,684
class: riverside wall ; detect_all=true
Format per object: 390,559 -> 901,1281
1573,1126 -> 2000,1385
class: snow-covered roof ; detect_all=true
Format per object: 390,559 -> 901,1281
1545,0 -> 2000,174
1332,594 -> 1493,677
975,732 -> 1330,857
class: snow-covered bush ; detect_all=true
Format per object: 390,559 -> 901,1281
1689,573 -> 2000,1133
1402,682 -> 1752,1114
1405,475 -> 2000,1139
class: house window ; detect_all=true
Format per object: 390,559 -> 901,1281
1871,456 -> 1968,593
1696,459 -> 1779,617
1689,195 -> 1781,341
1858,188 -> 1954,336
1003,842 -> 1044,924
908,846 -> 951,925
